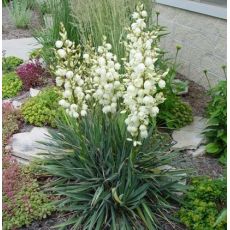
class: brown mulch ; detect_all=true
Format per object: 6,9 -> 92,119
2,6 -> 42,40
176,73 -> 211,117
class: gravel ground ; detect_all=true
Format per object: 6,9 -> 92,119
172,151 -> 224,179
2,6 -> 42,40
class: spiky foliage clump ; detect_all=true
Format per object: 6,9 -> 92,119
41,111 -> 187,229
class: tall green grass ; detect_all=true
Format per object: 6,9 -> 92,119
34,0 -> 153,65
71,0 -> 153,61
34,0 -> 80,65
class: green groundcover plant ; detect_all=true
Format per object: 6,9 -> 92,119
3,72 -> 23,99
2,56 -> 23,73
178,177 -> 227,230
3,155 -> 54,230
203,79 -> 227,164
41,111 -> 187,229
21,87 -> 61,127
157,95 -> 193,129
2,102 -> 22,149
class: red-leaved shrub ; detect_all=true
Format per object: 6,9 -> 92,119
16,59 -> 49,90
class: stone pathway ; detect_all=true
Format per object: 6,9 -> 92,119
2,37 -> 42,60
172,116 -> 207,157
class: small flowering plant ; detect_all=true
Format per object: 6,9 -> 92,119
53,3 -> 168,146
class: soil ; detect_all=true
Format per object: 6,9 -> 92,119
176,73 -> 211,117
2,6 -> 42,40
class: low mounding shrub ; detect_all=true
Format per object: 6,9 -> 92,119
2,56 -> 23,73
3,155 -> 54,230
3,73 -> 23,99
21,87 -> 60,127
203,80 -> 227,164
16,59 -> 48,90
158,95 -> 193,129
41,112 -> 187,229
2,102 -> 22,149
178,177 -> 227,230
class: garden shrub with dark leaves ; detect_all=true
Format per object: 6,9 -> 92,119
203,80 -> 227,164
41,111 -> 187,229
3,155 -> 54,230
3,72 -> 23,99
2,56 -> 23,73
178,177 -> 227,230
16,59 -> 49,90
21,87 -> 61,127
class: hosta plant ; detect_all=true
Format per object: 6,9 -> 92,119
3,72 -> 23,99
2,56 -> 23,73
21,87 -> 61,127
16,59 -> 49,90
203,80 -> 227,164
41,112 -> 187,229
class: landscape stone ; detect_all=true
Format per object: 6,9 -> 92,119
30,88 -> 40,97
12,100 -> 22,109
10,127 -> 51,162
188,145 -> 206,158
172,116 -> 207,150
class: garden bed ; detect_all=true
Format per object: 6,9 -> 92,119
2,1 -> 226,229
2,6 -> 42,40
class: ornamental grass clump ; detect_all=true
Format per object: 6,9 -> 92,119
16,59 -> 49,90
8,0 -> 32,28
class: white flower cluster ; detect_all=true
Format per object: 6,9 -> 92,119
91,37 -> 123,114
53,4 -> 169,147
123,4 -> 168,145
54,23 -> 94,118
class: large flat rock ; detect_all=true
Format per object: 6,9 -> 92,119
172,116 -> 207,150
2,37 -> 42,60
10,127 -> 50,161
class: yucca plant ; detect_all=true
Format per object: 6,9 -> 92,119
40,111 -> 187,229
